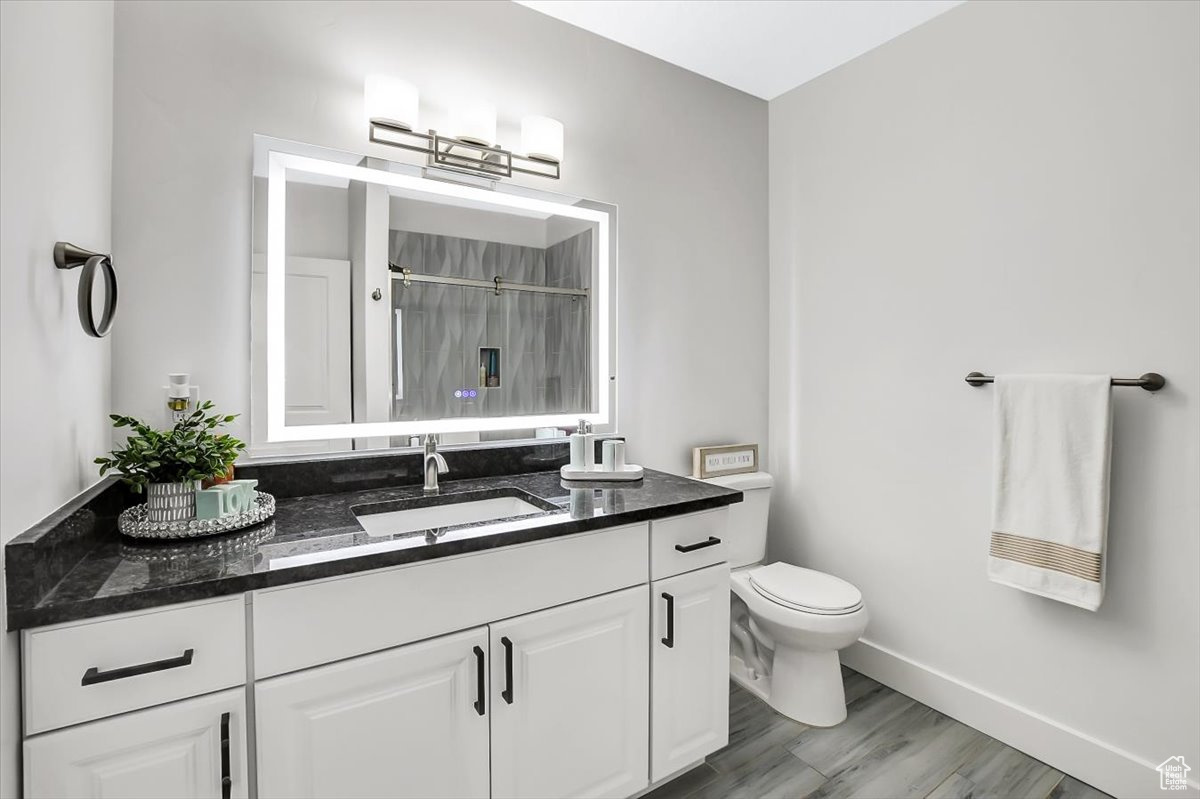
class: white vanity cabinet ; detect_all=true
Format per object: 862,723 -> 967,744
490,586 -> 649,799
650,563 -> 731,782
255,627 -> 491,799
20,596 -> 249,799
19,507 -> 735,799
25,688 -> 247,799
256,586 -> 650,799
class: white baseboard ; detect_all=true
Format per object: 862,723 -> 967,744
842,638 -> 1200,799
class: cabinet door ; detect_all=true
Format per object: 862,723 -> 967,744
490,585 -> 649,799
25,687 -> 246,799
255,626 -> 489,799
651,564 -> 731,781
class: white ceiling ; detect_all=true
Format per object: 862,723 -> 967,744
515,0 -> 963,100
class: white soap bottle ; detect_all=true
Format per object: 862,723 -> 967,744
569,419 -> 594,472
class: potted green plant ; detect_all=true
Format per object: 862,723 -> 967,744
95,401 -> 246,523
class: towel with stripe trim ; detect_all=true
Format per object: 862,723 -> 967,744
988,374 -> 1112,611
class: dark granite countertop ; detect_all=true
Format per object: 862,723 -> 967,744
6,464 -> 741,630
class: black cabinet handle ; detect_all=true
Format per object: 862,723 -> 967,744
81,648 -> 195,686
661,592 -> 675,648
473,646 -> 486,716
220,711 -> 232,799
675,536 -> 721,553
501,636 -> 514,704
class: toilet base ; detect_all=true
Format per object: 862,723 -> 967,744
729,654 -> 771,703
770,646 -> 847,727
730,647 -> 848,727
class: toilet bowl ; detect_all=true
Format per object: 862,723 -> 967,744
730,563 -> 868,726
701,471 -> 868,727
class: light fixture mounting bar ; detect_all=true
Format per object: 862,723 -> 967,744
369,119 -> 560,180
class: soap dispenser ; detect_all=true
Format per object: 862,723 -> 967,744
569,418 -> 595,471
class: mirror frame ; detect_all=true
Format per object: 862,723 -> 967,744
258,141 -> 615,444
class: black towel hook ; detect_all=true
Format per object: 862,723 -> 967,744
54,241 -> 117,338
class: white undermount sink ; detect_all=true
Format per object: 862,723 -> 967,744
353,494 -> 548,538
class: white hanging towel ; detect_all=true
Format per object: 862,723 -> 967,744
988,374 -> 1112,610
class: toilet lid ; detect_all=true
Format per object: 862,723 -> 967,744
749,562 -> 863,615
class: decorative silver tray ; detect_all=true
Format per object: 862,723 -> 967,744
119,522 -> 276,566
118,491 -> 276,540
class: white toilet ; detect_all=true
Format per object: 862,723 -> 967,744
702,471 -> 868,727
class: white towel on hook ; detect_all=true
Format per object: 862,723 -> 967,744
988,374 -> 1112,611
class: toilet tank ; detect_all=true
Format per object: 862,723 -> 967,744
702,471 -> 773,568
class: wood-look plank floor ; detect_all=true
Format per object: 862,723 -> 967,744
645,668 -> 1114,799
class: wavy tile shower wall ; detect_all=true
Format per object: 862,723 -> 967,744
388,229 -> 590,424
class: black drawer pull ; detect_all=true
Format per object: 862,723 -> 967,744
675,536 -> 721,553
473,646 -> 486,716
501,636 -> 514,705
220,711 -> 232,799
81,648 -> 195,686
661,592 -> 675,648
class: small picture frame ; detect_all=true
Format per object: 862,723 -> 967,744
692,443 -> 759,480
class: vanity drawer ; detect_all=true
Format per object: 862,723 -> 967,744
22,596 -> 246,735
650,508 -> 729,581
253,522 -> 649,679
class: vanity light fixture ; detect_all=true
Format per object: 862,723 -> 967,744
363,75 -> 419,131
452,100 -> 497,147
521,115 -> 564,164
365,78 -> 562,180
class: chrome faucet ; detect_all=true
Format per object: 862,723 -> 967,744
423,434 -> 449,494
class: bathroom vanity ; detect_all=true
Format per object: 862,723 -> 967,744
6,454 -> 741,799
0,132 -> 740,798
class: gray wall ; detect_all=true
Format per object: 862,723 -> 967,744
112,0 -> 769,474
0,4 -> 115,796
768,2 -> 1199,794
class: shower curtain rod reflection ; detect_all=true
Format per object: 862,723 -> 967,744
388,262 -> 589,298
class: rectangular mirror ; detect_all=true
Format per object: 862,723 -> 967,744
251,136 -> 616,455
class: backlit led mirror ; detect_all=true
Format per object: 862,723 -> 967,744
250,136 -> 616,456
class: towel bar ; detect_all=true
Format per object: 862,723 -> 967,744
965,372 -> 1166,392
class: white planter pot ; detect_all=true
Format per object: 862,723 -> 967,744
146,480 -> 199,523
